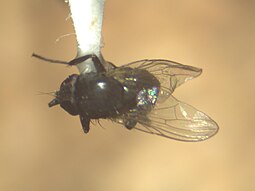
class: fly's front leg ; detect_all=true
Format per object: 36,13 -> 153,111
79,114 -> 91,133
33,53 -> 106,73
32,53 -> 68,64
68,54 -> 106,73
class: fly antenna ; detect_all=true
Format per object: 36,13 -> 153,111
37,91 -> 56,97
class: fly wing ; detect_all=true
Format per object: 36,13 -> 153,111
122,59 -> 202,94
109,59 -> 218,141
134,95 -> 219,141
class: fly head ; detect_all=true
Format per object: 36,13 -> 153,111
49,74 -> 79,115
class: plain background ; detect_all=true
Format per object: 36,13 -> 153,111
1,0 -> 255,190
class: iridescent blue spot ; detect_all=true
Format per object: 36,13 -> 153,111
137,87 -> 159,110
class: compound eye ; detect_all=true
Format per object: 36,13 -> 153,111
58,74 -> 79,116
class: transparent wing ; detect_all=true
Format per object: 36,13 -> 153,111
109,59 -> 218,141
133,95 -> 219,141
121,59 -> 202,94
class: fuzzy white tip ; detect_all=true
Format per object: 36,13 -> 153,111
68,0 -> 105,57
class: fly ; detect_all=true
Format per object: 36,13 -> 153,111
33,53 -> 219,141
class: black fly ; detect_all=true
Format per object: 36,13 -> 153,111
33,53 -> 219,141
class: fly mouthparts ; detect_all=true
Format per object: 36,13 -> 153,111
48,98 -> 60,107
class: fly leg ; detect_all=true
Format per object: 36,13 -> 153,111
32,53 -> 105,72
68,54 -> 106,73
32,53 -> 68,64
124,119 -> 137,130
79,114 -> 91,133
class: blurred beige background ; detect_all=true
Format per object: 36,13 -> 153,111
0,0 -> 255,190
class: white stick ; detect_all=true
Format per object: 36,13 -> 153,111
68,0 -> 105,73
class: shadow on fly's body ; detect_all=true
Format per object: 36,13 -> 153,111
33,53 -> 219,141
